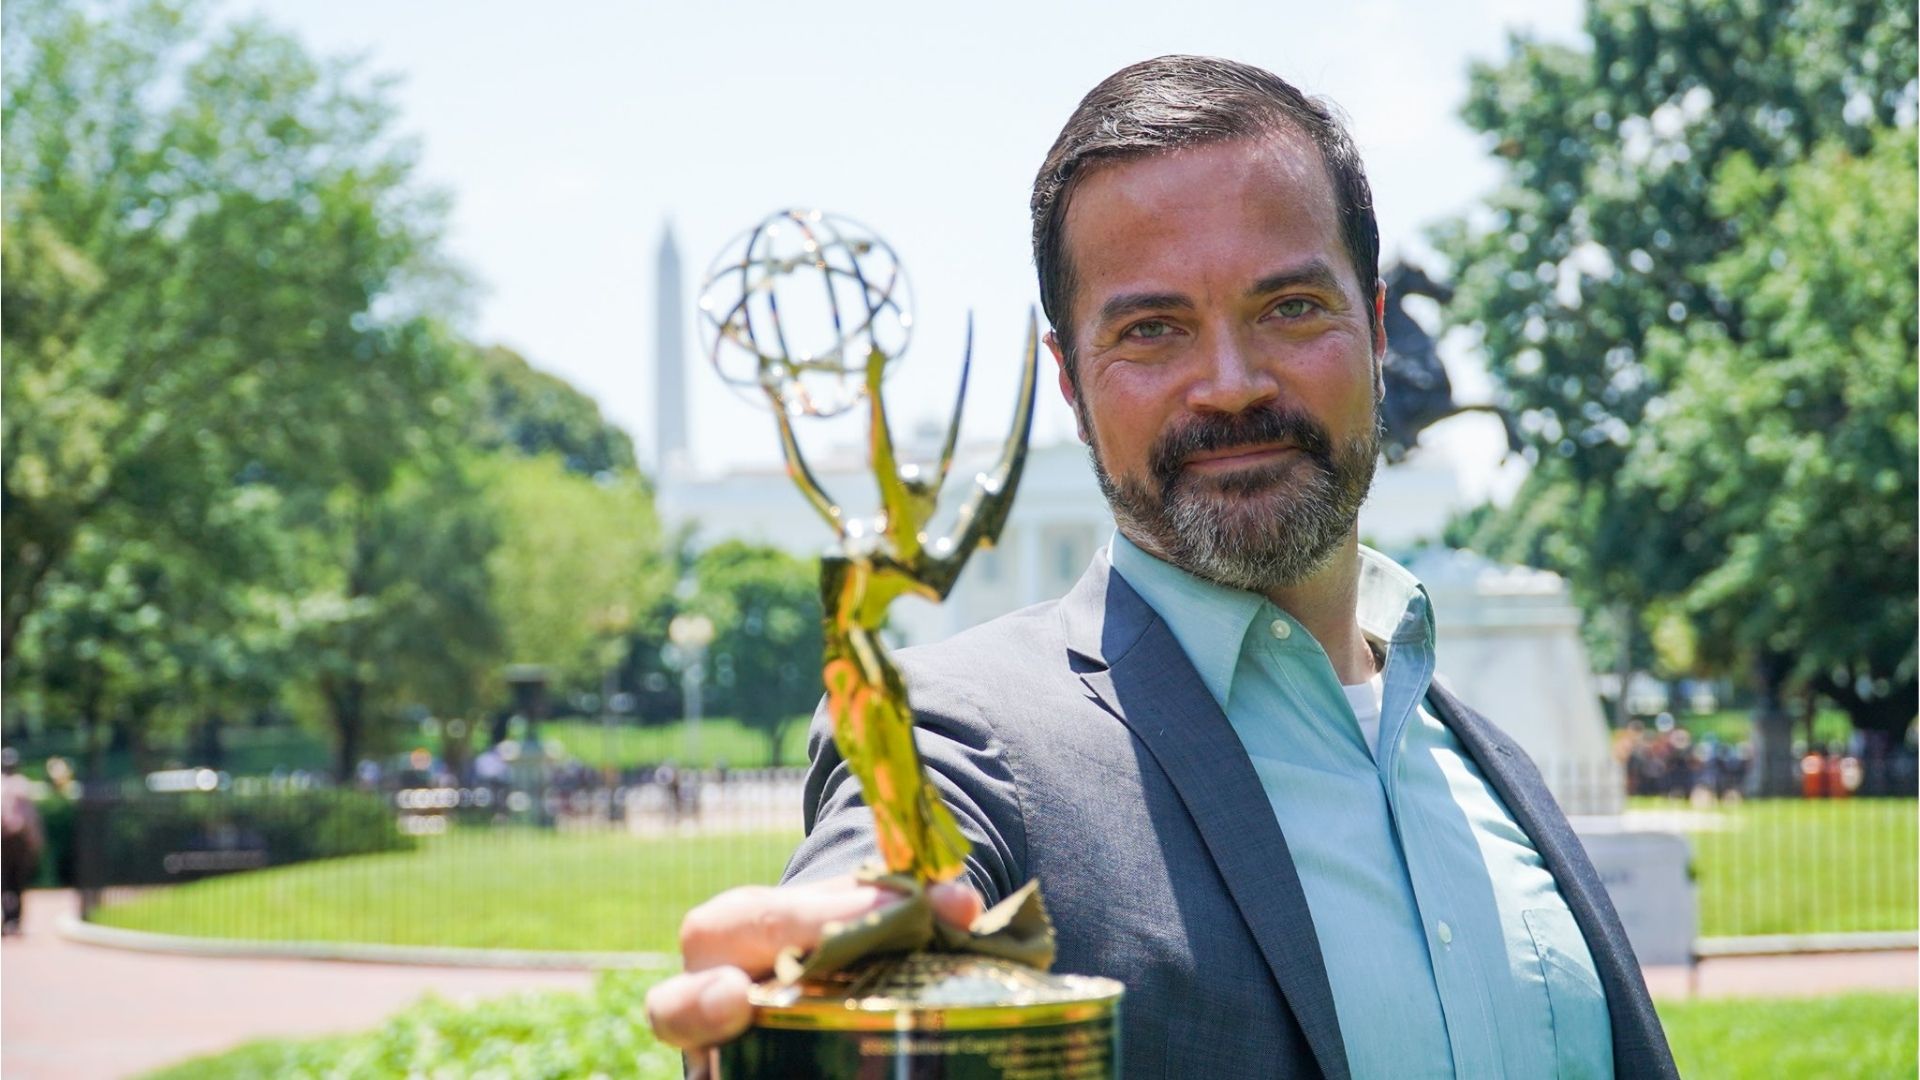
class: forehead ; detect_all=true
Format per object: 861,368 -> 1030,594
1059,132 -> 1353,321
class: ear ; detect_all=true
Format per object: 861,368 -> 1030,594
1045,329 -> 1090,444
1371,279 -> 1388,403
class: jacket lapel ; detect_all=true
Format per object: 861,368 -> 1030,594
1427,682 -> 1679,1080
1062,555 -> 1351,1080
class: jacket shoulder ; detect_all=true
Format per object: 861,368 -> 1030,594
891,598 -> 1072,695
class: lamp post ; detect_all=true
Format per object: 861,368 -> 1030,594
667,612 -> 715,764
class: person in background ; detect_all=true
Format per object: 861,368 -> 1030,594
2,748 -> 46,935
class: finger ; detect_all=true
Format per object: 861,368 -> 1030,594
645,966 -> 755,1050
928,880 -> 984,929
679,879 -> 901,975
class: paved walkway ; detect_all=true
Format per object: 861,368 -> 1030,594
1641,949 -> 1917,1000
3,889 -> 1914,1079
2,892 -> 594,1080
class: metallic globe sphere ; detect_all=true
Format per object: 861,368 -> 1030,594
697,209 -> 913,418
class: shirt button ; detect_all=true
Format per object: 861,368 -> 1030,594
1437,921 -> 1454,946
1269,619 -> 1292,640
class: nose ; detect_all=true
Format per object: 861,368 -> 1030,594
1186,328 -> 1278,415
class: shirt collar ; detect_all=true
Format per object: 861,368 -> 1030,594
1356,545 -> 1437,649
1109,531 -> 1264,706
1108,531 -> 1435,707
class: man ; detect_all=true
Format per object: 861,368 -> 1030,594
2,748 -> 44,935
649,56 -> 1676,1078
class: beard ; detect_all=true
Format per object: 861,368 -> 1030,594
1087,402 -> 1380,592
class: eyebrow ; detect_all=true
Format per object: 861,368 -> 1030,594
1092,258 -> 1351,329
1245,259 -> 1347,300
1094,291 -> 1191,328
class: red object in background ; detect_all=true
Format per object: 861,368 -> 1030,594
1799,751 -> 1859,798
1801,752 -> 1828,798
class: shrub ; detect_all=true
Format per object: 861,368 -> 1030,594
31,795 -> 75,887
76,790 -> 411,889
143,970 -> 683,1079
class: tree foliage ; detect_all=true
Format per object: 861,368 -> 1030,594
689,542 -> 823,767
1440,0 -> 1917,763
485,454 -> 670,689
1444,0 -> 1914,468
1,0 -> 515,777
472,345 -> 638,478
0,0 -> 738,785
285,450 -> 503,779
1622,129 -> 1917,744
1,0 -> 467,667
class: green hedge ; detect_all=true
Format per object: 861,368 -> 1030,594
142,971 -> 680,1080
31,795 -> 77,887
76,790 -> 411,888
144,978 -> 1918,1080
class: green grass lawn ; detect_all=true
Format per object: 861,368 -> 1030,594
1660,992 -> 1919,1079
101,796 -> 1917,1078
91,796 -> 1914,952
1628,797 -> 1918,937
90,828 -> 798,952
143,981 -> 1918,1080
538,716 -> 812,770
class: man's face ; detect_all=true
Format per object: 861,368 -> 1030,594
1048,132 -> 1387,592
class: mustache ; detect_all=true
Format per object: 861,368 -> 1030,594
1148,404 -> 1334,487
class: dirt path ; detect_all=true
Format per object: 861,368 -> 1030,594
3,889 -> 1913,1079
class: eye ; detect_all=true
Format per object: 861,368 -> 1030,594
1122,318 -> 1177,341
1270,297 -> 1318,319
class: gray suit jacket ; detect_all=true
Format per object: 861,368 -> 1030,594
785,553 -> 1677,1079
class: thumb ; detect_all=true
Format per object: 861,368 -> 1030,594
927,880 -> 985,930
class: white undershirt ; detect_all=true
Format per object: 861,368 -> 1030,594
1343,671 -> 1388,760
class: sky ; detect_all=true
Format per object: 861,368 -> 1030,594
236,0 -> 1587,502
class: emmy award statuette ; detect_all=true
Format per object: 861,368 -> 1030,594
696,210 -> 1123,1079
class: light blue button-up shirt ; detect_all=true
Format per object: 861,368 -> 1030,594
1111,533 -> 1613,1079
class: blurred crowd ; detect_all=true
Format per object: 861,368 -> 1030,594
1615,718 -> 1751,801
1614,714 -> 1920,801
345,739 -> 775,832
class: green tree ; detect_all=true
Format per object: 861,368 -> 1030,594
9,487 -> 298,780
1439,0 -> 1916,786
3,0 -> 513,779
1622,130 -> 1917,791
288,450 -> 503,780
1444,0 -> 1913,466
1,0 -> 462,672
484,454 -> 671,691
689,542 -> 823,767
472,345 -> 639,478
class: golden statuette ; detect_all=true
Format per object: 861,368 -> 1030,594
696,209 -> 1122,1078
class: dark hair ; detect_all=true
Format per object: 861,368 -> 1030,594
1031,55 -> 1379,376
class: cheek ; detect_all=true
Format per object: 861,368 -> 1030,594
1290,339 -> 1378,418
1084,368 -> 1177,465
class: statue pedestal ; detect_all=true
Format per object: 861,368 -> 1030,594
1404,549 -> 1621,815
1565,818 -> 1696,966
1407,549 -> 1700,965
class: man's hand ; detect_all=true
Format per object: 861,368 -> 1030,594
645,875 -> 984,1053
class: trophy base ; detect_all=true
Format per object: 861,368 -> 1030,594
712,951 -> 1124,1079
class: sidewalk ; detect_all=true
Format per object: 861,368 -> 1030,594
1642,949 -> 1917,1000
3,890 -> 1915,1079
2,892 -> 594,1080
